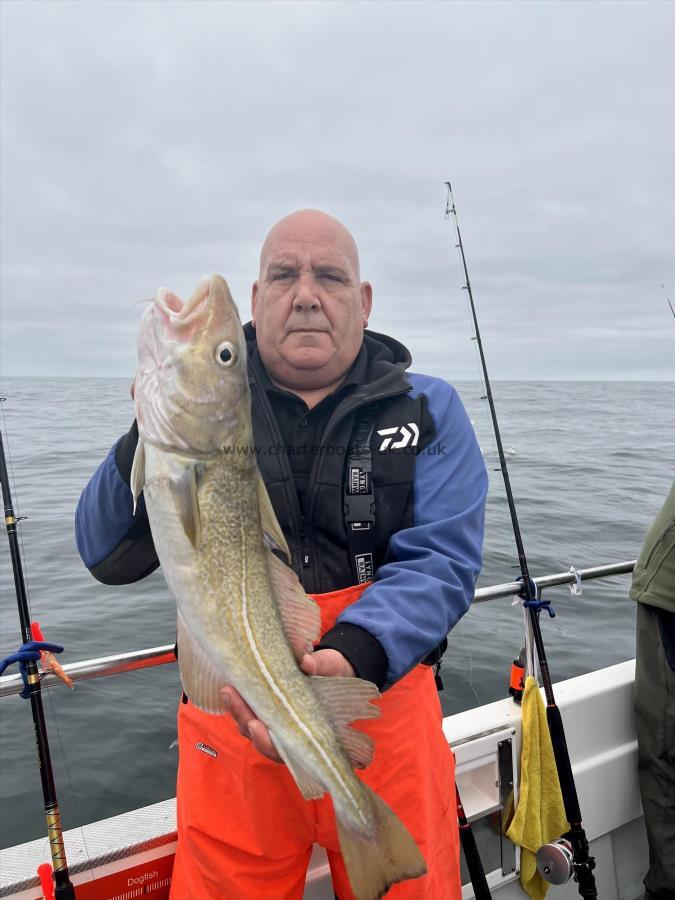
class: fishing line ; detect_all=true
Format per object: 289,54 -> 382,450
43,686 -> 96,884
456,617 -> 484,708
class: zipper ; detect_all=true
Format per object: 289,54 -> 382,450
298,516 -> 311,569
644,517 -> 675,571
249,379 -> 307,579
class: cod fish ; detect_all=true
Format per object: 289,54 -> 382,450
130,275 -> 426,899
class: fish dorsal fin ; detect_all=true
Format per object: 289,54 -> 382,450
269,733 -> 326,800
176,613 -> 228,714
266,551 -> 321,661
310,675 -> 380,769
169,464 -> 201,549
258,473 -> 290,560
130,438 -> 145,513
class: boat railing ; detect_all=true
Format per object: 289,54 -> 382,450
0,559 -> 636,699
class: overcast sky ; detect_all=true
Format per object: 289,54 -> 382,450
1,0 -> 673,381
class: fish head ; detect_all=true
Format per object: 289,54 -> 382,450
134,274 -> 250,455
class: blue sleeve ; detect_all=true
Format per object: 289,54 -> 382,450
337,376 -> 488,685
75,429 -> 158,585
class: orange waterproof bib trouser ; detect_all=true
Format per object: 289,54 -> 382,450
170,583 -> 461,899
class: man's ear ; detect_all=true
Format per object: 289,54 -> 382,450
251,281 -> 259,327
360,282 -> 373,326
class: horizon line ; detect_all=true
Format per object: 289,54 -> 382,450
1,374 -> 673,384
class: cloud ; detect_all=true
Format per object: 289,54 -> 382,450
1,0 -> 674,379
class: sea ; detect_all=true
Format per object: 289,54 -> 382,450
0,377 -> 673,850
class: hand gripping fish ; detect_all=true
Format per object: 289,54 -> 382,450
130,275 -> 426,899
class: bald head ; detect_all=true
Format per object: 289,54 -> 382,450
251,209 -> 372,406
259,209 -> 361,280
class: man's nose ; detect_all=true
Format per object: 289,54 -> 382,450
293,275 -> 322,312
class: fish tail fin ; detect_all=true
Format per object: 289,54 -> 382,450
336,786 -> 427,900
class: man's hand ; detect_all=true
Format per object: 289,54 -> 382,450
221,649 -> 355,763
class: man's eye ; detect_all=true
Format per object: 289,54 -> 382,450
272,271 -> 293,281
321,273 -> 343,283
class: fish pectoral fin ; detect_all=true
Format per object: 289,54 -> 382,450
130,438 -> 145,514
258,473 -> 290,560
169,465 -> 201,549
176,613 -> 228,714
266,552 -> 321,660
269,733 -> 326,800
310,676 -> 380,770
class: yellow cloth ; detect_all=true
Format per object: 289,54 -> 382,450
506,676 -> 570,900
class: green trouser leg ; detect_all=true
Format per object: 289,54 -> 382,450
635,602 -> 675,900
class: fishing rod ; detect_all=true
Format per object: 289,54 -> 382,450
456,785 -> 492,900
662,283 -> 675,319
0,416 -> 76,899
444,183 -> 597,899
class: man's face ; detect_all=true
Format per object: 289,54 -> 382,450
251,213 -> 372,392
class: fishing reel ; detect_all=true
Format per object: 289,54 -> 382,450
536,838 -> 574,885
537,834 -> 597,893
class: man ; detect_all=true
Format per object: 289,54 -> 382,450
75,210 -> 488,898
631,482 -> 675,900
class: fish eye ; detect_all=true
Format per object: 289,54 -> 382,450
216,342 -> 236,366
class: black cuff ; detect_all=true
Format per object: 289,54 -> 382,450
317,623 -> 389,690
115,420 -> 139,485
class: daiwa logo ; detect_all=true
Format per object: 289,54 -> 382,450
377,423 -> 420,451
196,741 -> 218,758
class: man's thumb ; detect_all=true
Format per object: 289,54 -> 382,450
301,649 -> 353,678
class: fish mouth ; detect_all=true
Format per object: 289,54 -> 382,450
155,278 -> 211,329
155,275 -> 239,342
